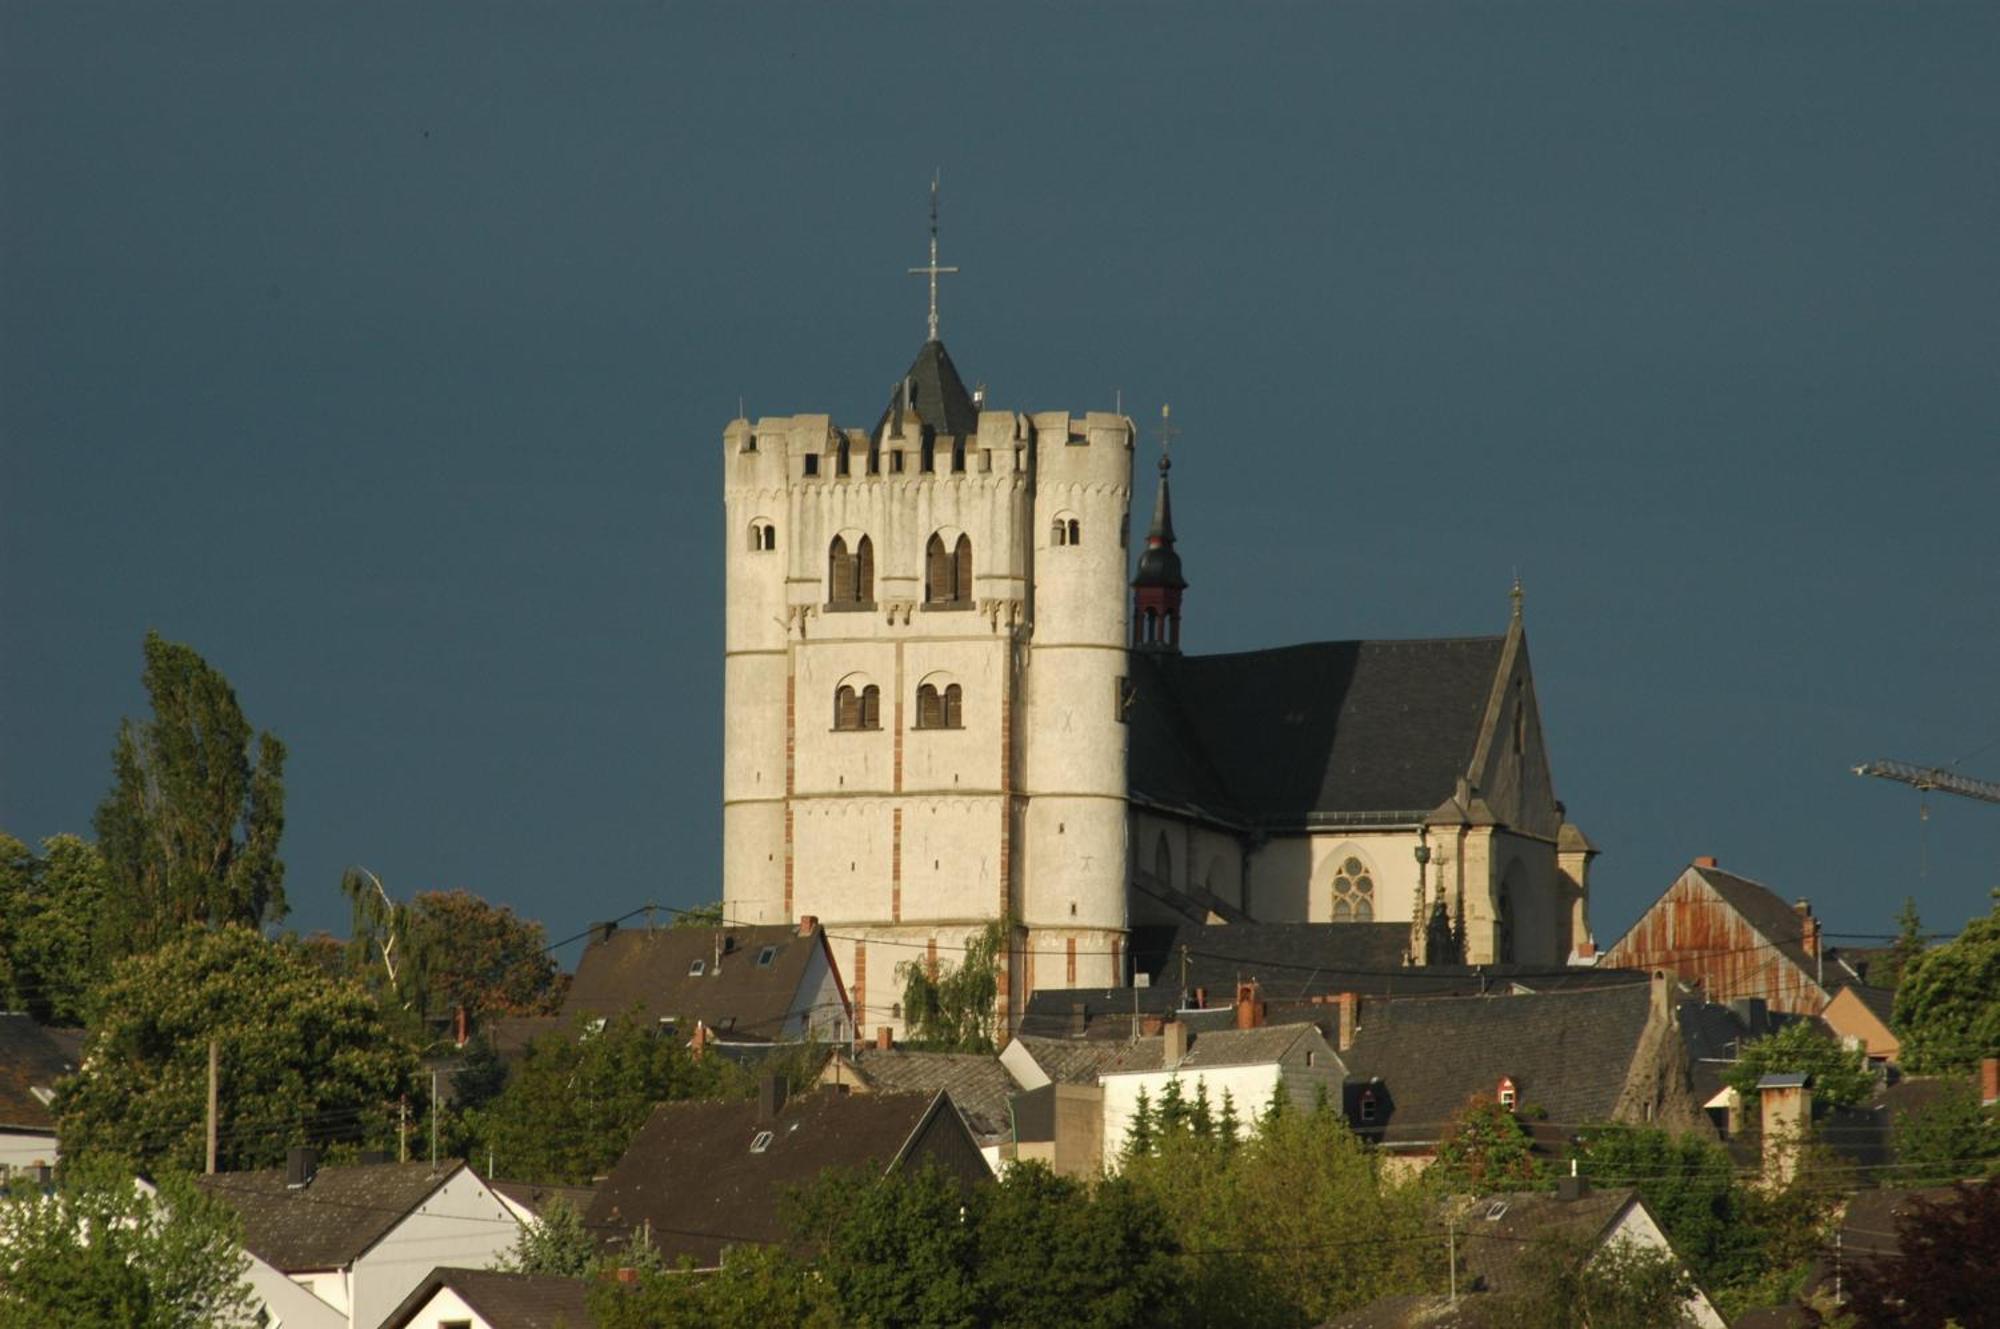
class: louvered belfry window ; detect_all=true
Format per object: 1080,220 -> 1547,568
860,685 -> 880,730
829,536 -> 855,603
834,685 -> 861,730
942,683 -> 962,728
925,533 -> 972,605
854,535 -> 873,603
916,684 -> 942,730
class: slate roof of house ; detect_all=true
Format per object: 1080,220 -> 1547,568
200,1160 -> 479,1271
489,1178 -> 596,1219
0,1014 -> 76,1131
1128,636 -> 1506,826
1689,865 -> 1822,980
1006,1034 -> 1131,1085
832,1047 -> 1015,1143
1098,1021 -> 1332,1077
381,1267 -> 593,1329
1458,1186 -> 1639,1294
561,923 -> 832,1041
1838,983 -> 1898,1027
586,1090 -> 953,1267
1342,983 -> 1657,1145
873,339 -> 979,443
1133,922 -> 1416,997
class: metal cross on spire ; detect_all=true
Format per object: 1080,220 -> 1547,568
1157,402 -> 1180,474
908,171 -> 959,344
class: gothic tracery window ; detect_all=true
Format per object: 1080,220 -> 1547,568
1331,856 -> 1374,922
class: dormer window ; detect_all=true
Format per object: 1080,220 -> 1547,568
757,945 -> 778,967
1497,1075 -> 1518,1111
1359,1089 -> 1379,1123
688,958 -> 706,977
750,1130 -> 773,1154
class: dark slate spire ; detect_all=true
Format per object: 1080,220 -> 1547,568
1132,451 -> 1186,591
1132,405 -> 1187,652
874,339 -> 979,444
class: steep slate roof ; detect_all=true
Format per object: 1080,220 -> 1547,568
586,1090 -> 962,1267
1098,1021 -> 1331,1077
201,1160 -> 479,1271
1458,1186 -> 1640,1293
1691,865 -> 1822,978
1128,637 -> 1506,826
0,1014 -> 76,1131
381,1267 -> 593,1329
1006,1034 -> 1130,1085
561,923 -> 832,1041
831,1047 -> 1015,1142
1342,984 -> 1657,1145
872,339 -> 979,443
1136,922 -> 1416,997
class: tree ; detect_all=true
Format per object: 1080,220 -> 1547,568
0,832 -> 113,1024
1893,891 -> 2000,1073
590,1244 -> 836,1329
1484,1232 -> 1699,1329
1571,1124 -> 1756,1291
343,877 -> 567,1036
1721,1021 -> 1874,1108
1893,1079 -> 2000,1185
1430,1096 -> 1545,1194
498,1196 -> 598,1277
786,1162 -> 982,1329
1879,896 -> 1926,991
0,1154 -> 257,1328
1809,1182 -> 2000,1328
1123,1086 -> 1157,1160
54,925 -> 419,1172
898,919 -> 1006,1052
973,1163 -> 1188,1329
470,1011 -> 744,1184
93,631 -> 287,952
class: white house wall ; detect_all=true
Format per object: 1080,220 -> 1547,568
0,1129 -> 58,1175
1600,1202 -> 1725,1329
1099,1059 -> 1339,1171
388,1286 -> 488,1329
347,1168 -> 519,1329
239,1253 -> 346,1329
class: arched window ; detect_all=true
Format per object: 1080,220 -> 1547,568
950,438 -> 967,474
1065,518 -> 1080,545
916,684 -> 942,729
1154,834 -> 1172,888
829,536 -> 854,602
920,435 -> 936,474
834,685 -> 860,730
860,685 -> 880,730
855,535 -> 874,603
953,534 -> 972,600
1051,518 -> 1068,547
749,520 -> 776,552
925,533 -> 970,606
1331,857 -> 1374,923
943,683 -> 962,728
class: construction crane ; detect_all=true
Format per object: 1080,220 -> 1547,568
1853,759 -> 2000,806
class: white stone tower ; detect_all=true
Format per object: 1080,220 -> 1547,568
721,202 -> 1133,1036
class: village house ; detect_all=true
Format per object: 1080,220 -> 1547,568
561,917 -> 850,1047
379,1266 -> 594,1329
199,1152 -> 520,1329
818,1037 -> 1015,1172
1603,858 -> 1875,1016
1097,1016 -> 1344,1165
0,1014 -> 74,1180
1819,982 -> 1901,1062
586,1078 -> 987,1269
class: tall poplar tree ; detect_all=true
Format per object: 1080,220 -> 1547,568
93,631 -> 287,950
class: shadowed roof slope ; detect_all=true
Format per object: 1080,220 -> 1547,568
1129,637 -> 1505,825
561,923 -> 832,1041
1343,984 -> 1657,1145
832,1047 -> 1015,1142
1458,1186 -> 1639,1293
586,1090 -> 972,1267
200,1160 -> 485,1270
381,1267 -> 593,1329
0,1014 -> 76,1131
1135,922 -> 1415,997
873,339 -> 978,442
1098,1021 -> 1335,1076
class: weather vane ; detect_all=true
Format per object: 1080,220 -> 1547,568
1157,403 -> 1180,474
908,171 -> 958,344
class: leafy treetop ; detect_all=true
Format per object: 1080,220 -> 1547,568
1892,890 -> 2000,1073
1720,1021 -> 1874,1108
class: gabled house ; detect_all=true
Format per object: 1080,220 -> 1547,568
379,1266 -> 594,1329
585,1079 -> 988,1269
1340,972 -> 1704,1164
1604,858 -> 1874,1016
0,1013 -> 75,1178
562,917 -> 849,1046
819,1041 -> 1014,1172
1821,983 -> 1900,1062
200,1153 -> 520,1329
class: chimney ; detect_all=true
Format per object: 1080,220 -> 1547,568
1555,1174 -> 1590,1203
1981,1058 -> 1999,1107
1069,1001 -> 1088,1037
1649,969 -> 1674,1026
453,1005 -> 469,1048
1758,1074 -> 1813,1188
591,920 -> 618,946
1234,980 -> 1265,1030
1693,855 -> 1719,869
284,1146 -> 319,1189
1335,992 -> 1360,1053
798,914 -> 819,937
876,1025 -> 893,1051
689,1021 -> 711,1059
1163,1018 -> 1189,1070
1794,900 -> 1820,959
1141,1015 -> 1164,1037
756,1073 -> 787,1123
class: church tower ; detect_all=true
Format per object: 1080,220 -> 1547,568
721,186 -> 1132,1037
1130,406 -> 1187,652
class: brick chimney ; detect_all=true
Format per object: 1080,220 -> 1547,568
1234,980 -> 1265,1030
798,914 -> 819,937
1758,1073 -> 1813,1187
1693,855 -> 1719,869
876,1025 -> 893,1051
1794,899 -> 1820,959
1981,1057 -> 1998,1107
1335,992 -> 1360,1052
756,1073 -> 787,1123
1163,1018 -> 1189,1069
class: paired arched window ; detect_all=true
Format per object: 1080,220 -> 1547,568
1331,856 -> 1374,922
1050,516 -> 1081,547
748,520 -> 776,552
925,533 -> 972,605
828,535 -> 874,606
834,683 -> 881,731
915,682 -> 963,729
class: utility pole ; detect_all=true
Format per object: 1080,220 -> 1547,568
1447,1212 -> 1457,1303
430,1069 -> 440,1169
205,1039 -> 219,1175
398,1097 -> 408,1163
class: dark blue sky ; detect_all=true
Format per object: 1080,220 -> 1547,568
5,4 -> 1996,960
